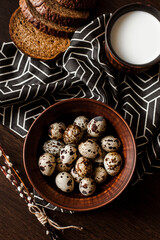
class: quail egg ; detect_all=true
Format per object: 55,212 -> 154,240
101,136 -> 121,152
94,149 -> 106,166
43,140 -> 65,157
60,145 -> 77,165
48,122 -> 66,140
56,158 -> 73,172
87,116 -> 107,137
63,124 -> 83,144
70,167 -> 82,183
73,116 -> 89,131
38,153 -> 56,176
55,172 -> 74,192
79,178 -> 96,196
94,167 -> 108,184
104,152 -> 122,176
78,139 -> 102,159
75,157 -> 93,177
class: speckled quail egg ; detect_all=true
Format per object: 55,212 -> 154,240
63,124 -> 83,144
75,157 -> 93,177
104,152 -> 122,176
38,153 -> 56,176
43,140 -> 65,157
60,145 -> 77,165
48,122 -> 66,140
70,167 -> 82,183
55,172 -> 74,193
87,116 -> 107,137
101,136 -> 121,152
56,158 -> 73,172
78,139 -> 102,159
94,149 -> 106,167
94,167 -> 108,184
73,116 -> 89,131
79,178 -> 96,196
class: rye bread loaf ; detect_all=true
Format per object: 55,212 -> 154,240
20,0 -> 76,38
55,0 -> 96,10
29,0 -> 89,27
9,8 -> 70,60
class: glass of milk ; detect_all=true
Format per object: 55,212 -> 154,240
105,3 -> 160,72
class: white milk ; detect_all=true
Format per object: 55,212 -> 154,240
110,11 -> 160,65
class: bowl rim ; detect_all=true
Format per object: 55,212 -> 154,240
23,98 -> 137,211
105,3 -> 160,69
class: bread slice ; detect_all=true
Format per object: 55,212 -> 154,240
55,0 -> 96,10
29,0 -> 89,27
9,8 -> 70,60
20,0 -> 76,38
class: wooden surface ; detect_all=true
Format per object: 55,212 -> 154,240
0,0 -> 160,240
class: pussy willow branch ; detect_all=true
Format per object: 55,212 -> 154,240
0,145 -> 82,240
0,145 -> 60,240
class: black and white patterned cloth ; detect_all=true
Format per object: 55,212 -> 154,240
0,14 -> 160,211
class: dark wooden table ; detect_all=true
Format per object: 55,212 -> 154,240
0,0 -> 160,240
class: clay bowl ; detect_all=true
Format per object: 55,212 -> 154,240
23,98 -> 136,211
105,3 -> 160,73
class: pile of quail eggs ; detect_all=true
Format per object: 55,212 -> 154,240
38,115 -> 123,196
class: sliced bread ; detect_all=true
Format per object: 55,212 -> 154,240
9,8 -> 70,60
55,0 -> 96,10
19,0 -> 76,38
29,0 -> 89,27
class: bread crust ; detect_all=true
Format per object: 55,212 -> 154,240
9,8 -> 70,60
29,0 -> 89,27
20,0 -> 76,38
55,0 -> 96,10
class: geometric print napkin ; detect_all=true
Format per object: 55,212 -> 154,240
0,13 -> 159,189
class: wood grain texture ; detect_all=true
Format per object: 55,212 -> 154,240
0,0 -> 160,239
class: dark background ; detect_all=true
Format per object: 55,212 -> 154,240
0,0 -> 160,240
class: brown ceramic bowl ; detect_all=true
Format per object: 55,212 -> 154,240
105,3 -> 160,73
23,98 -> 136,211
